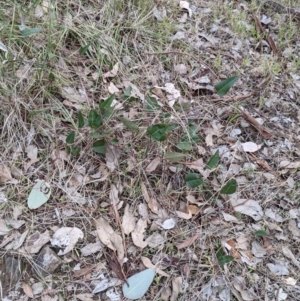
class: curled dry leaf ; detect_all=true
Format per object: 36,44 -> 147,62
179,1 -> 192,18
161,218 -> 176,230
0,164 -> 12,183
279,161 -> 300,169
51,227 -> 84,255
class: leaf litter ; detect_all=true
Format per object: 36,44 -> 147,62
2,0 -> 300,300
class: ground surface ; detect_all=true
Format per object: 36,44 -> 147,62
1,0 -> 300,300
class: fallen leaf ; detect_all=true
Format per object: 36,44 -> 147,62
0,219 -> 12,235
146,233 -> 164,248
176,233 -> 201,249
76,293 -> 94,301
131,219 -> 148,248
106,288 -> 121,301
108,82 -> 120,94
251,241 -> 266,258
0,164 -> 12,183
122,204 -> 136,235
176,210 -> 192,220
146,157 -> 161,173
222,212 -> 239,223
51,227 -> 84,255
106,144 -> 121,172
148,198 -> 159,214
95,217 -> 124,260
282,246 -> 300,267
73,265 -> 96,278
267,263 -> 289,276
103,63 -> 119,80
141,256 -> 169,277
170,277 -> 182,301
93,278 -> 118,294
80,241 -> 102,256
231,198 -> 263,221
22,283 -> 34,298
25,230 -> 51,253
279,161 -> 300,169
241,142 -> 261,153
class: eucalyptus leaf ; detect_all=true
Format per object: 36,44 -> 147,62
214,76 -> 238,96
28,180 -> 51,209
185,173 -> 203,188
206,150 -> 219,169
122,268 -> 155,300
21,28 -> 41,37
220,179 -> 237,194
165,152 -> 185,162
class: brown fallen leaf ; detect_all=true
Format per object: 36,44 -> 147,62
170,277 -> 182,301
73,265 -> 96,278
122,204 -> 136,235
22,282 -> 34,298
141,256 -> 169,277
176,233 -> 201,249
104,252 -> 128,284
131,218 -> 148,248
248,153 -> 272,171
146,156 -> 161,173
0,164 -> 12,183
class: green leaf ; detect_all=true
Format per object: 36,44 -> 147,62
185,173 -> 204,188
216,247 -> 234,267
90,132 -> 109,139
88,109 -> 102,129
66,131 -> 75,144
99,94 -> 115,110
214,76 -> 238,96
176,142 -> 192,151
123,86 -> 132,99
220,179 -> 237,194
218,255 -> 234,266
119,117 -> 139,133
78,111 -> 84,128
146,124 -> 175,141
255,230 -> 267,237
92,139 -> 106,154
165,152 -> 185,162
123,269 -> 156,300
28,180 -> 51,209
69,146 -> 81,155
206,150 -> 219,169
145,96 -> 161,112
79,44 -> 89,55
21,28 -> 41,37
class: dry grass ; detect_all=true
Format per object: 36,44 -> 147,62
1,0 -> 300,300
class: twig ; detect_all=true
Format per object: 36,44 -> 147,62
145,51 -> 219,79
